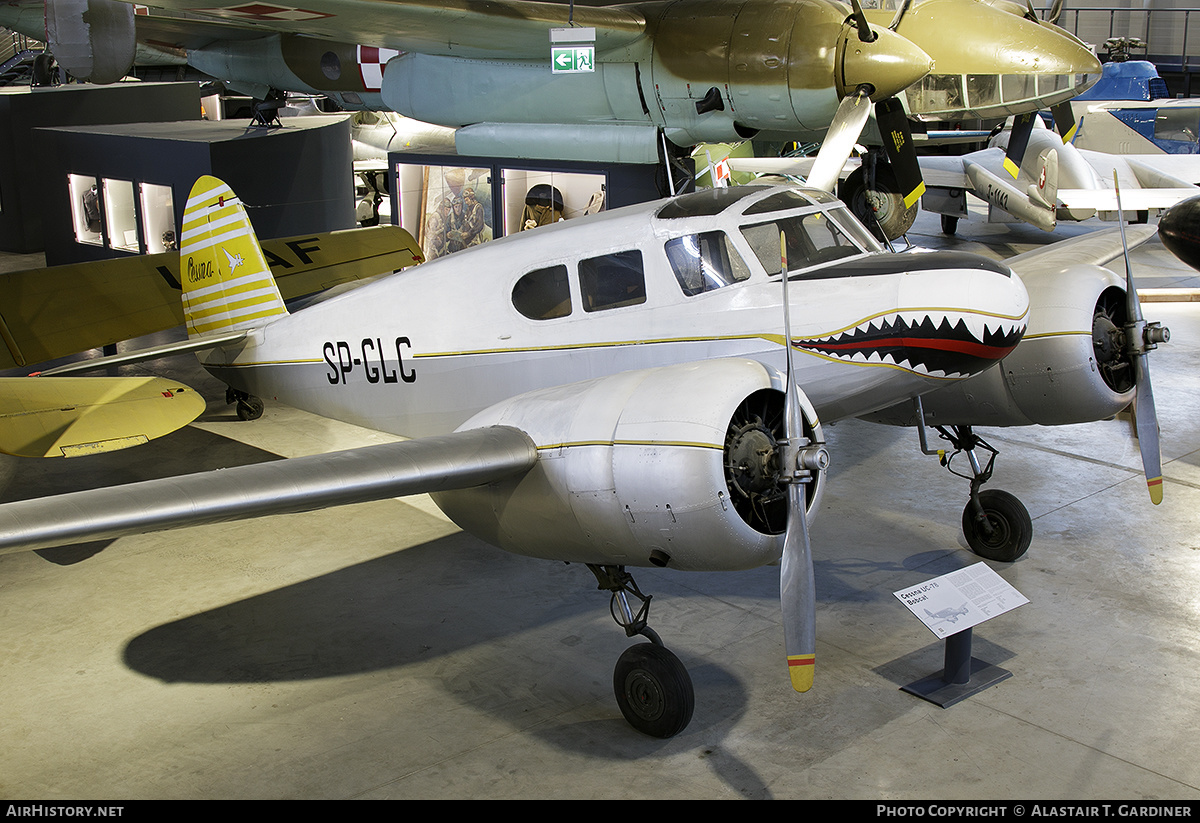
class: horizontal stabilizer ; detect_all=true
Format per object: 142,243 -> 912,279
36,330 -> 247,377
1057,188 -> 1200,211
0,376 -> 205,458
0,425 -> 537,554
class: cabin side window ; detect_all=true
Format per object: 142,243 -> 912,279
741,212 -> 862,277
513,264 -> 572,320
579,250 -> 647,312
664,231 -> 751,297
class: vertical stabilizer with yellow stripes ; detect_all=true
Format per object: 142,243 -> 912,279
180,176 -> 288,338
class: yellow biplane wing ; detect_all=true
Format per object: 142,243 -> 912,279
0,376 -> 206,458
0,225 -> 423,369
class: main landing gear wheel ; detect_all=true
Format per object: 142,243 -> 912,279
839,164 -> 917,241
226,388 -> 265,421
962,489 -> 1032,562
588,564 -> 695,738
613,642 -> 694,739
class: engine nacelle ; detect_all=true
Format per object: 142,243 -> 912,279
431,359 -> 824,572
44,0 -> 135,84
866,263 -> 1135,427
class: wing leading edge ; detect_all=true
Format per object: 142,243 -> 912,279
0,425 -> 536,555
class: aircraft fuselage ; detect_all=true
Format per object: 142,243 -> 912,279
200,185 -> 1029,440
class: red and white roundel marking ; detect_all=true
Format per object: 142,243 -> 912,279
195,3 -> 335,22
357,46 -> 401,91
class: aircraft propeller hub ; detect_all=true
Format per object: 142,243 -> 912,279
1144,322 -> 1170,349
836,23 -> 933,101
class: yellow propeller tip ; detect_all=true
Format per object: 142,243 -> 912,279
1149,477 -> 1163,505
788,655 -> 815,692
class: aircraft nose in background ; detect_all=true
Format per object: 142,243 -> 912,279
887,0 -> 1102,119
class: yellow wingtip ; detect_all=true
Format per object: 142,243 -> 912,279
788,655 -> 815,692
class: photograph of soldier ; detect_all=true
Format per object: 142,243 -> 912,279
419,166 -> 493,260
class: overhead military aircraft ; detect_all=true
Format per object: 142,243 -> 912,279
0,0 -> 1101,211
0,174 -> 1167,738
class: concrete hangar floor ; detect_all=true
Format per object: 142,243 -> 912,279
0,202 -> 1199,801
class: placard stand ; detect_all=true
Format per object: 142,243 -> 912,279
893,563 -> 1028,708
901,627 -> 1012,708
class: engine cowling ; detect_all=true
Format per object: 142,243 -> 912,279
865,263 -> 1135,427
431,358 -> 824,572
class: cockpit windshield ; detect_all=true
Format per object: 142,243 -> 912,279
741,209 -> 871,277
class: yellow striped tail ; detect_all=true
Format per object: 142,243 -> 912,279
180,176 -> 288,338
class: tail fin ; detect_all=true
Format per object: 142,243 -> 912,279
1022,147 -> 1058,210
179,176 -> 288,338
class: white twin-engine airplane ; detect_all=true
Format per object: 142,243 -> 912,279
0,176 -> 1166,738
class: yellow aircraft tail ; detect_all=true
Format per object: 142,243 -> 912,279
179,176 -> 288,337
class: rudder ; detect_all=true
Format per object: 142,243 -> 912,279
180,176 -> 287,337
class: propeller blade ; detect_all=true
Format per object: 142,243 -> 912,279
1004,112 -> 1036,179
1051,101 -> 1078,143
887,0 -> 913,31
778,231 -> 823,692
848,0 -> 878,42
781,481 -> 816,692
875,97 -> 925,209
1133,354 -> 1164,504
1114,172 -> 1165,505
806,86 -> 872,193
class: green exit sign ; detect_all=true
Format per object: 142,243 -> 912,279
551,45 -> 595,74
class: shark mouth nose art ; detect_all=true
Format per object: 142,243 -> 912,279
792,310 -> 1026,379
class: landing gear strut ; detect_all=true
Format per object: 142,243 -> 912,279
915,402 -> 1032,562
226,387 -> 265,421
587,564 -> 694,738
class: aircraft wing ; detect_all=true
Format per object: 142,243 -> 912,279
0,376 -> 206,458
0,425 -> 536,554
0,225 -> 422,370
1004,224 -> 1158,276
1057,188 -> 1200,211
123,0 -> 647,58
915,156 -> 973,190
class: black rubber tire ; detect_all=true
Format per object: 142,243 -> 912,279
236,396 -> 265,421
613,643 -> 694,738
941,214 -> 959,235
838,165 -> 918,241
962,489 -> 1032,562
